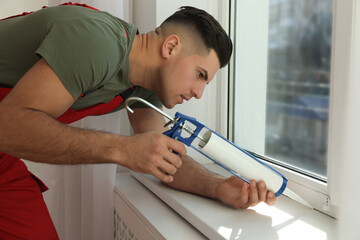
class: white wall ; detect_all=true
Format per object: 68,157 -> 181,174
0,0 -> 48,19
133,0 -> 156,33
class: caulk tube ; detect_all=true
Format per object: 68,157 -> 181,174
198,130 -> 287,197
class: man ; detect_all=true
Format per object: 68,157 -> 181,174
0,4 -> 276,239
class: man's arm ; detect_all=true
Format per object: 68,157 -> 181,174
128,107 -> 276,208
0,58 -> 185,183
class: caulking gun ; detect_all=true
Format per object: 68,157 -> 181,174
125,97 -> 312,208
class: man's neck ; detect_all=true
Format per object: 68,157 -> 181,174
128,31 -> 160,90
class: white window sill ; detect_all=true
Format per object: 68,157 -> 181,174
115,164 -> 336,240
114,172 -> 207,239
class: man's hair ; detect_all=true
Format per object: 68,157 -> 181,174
160,6 -> 232,68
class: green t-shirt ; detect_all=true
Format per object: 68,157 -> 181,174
0,5 -> 162,112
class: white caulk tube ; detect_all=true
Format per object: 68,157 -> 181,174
198,130 -> 286,196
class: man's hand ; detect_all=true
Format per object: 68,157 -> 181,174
121,131 -> 187,183
216,176 -> 276,209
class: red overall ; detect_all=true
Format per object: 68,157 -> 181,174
0,3 -> 133,239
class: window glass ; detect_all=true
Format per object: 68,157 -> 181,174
234,0 -> 333,180
266,0 -> 332,179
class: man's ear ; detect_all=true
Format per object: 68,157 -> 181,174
161,35 -> 181,59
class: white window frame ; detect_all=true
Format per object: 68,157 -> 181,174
227,0 -> 356,218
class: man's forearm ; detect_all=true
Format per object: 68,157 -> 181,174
0,107 -> 125,165
165,154 -> 225,200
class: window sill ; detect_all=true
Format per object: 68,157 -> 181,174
115,164 -> 336,240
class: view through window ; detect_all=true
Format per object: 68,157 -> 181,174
264,0 -> 332,179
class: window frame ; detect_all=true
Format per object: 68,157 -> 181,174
226,0 -> 353,217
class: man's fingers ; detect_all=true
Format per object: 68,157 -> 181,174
158,159 -> 178,175
258,181 -> 267,202
265,191 -> 276,206
239,183 -> 249,208
248,180 -> 259,206
153,168 -> 174,183
167,137 -> 187,157
164,150 -> 182,168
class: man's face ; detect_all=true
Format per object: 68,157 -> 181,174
157,49 -> 220,108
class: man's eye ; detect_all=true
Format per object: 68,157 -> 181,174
198,72 -> 204,79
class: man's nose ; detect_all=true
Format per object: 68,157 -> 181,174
192,83 -> 206,99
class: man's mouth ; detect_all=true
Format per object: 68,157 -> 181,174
181,95 -> 190,101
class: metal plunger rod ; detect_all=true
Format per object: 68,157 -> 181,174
125,97 -> 175,122
125,97 -> 206,142
180,123 -> 206,142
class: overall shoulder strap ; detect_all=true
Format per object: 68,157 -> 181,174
0,2 -> 99,21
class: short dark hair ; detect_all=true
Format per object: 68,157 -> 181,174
161,6 -> 232,68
